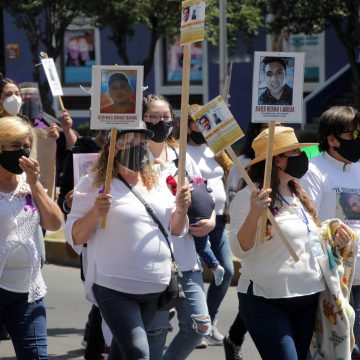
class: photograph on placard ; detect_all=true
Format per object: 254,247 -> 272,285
41,58 -> 64,97
251,51 -> 304,124
335,190 -> 360,229
100,71 -> 136,114
180,0 -> 206,45
191,95 -> 244,154
90,65 -> 143,130
62,29 -> 96,85
73,153 -> 100,185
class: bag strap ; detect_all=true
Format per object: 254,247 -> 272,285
168,145 -> 190,180
117,173 -> 177,264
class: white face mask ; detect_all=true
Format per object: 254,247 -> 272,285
2,94 -> 23,115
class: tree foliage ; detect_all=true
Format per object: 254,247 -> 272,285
4,0 -> 359,110
221,0 -> 360,106
206,0 -> 267,51
0,0 -> 91,114
85,1 -> 181,77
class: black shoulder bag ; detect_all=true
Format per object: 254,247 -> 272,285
117,173 -> 186,311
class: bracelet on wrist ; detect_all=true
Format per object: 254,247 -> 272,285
62,199 -> 71,214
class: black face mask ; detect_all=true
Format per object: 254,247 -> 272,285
0,148 -> 30,174
189,131 -> 206,145
334,137 -> 360,163
115,145 -> 148,172
282,151 -> 309,179
145,121 -> 173,143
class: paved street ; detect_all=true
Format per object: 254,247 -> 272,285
0,264 -> 260,359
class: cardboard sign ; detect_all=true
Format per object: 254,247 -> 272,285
251,51 -> 305,123
191,95 -> 244,154
180,0 -> 206,45
30,128 -> 57,200
73,153 -> 99,185
90,65 -> 143,130
41,58 -> 64,97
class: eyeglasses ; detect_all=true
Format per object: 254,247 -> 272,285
144,114 -> 174,124
341,130 -> 359,140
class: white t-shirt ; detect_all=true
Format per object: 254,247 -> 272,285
187,144 -> 226,215
227,154 -> 250,203
229,186 -> 325,298
301,152 -> 360,283
65,174 -> 176,302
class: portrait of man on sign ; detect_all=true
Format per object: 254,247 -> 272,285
258,56 -> 293,105
182,6 -> 190,23
198,114 -> 212,133
100,72 -> 136,114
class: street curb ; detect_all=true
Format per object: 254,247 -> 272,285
45,230 -> 241,285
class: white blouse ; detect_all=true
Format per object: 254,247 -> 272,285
0,174 -> 46,302
65,174 -> 177,302
229,186 -> 325,299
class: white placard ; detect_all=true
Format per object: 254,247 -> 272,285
41,58 -> 64,96
73,153 -> 99,185
251,51 -> 305,123
90,65 -> 143,130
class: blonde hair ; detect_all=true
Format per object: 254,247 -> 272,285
92,134 -> 158,190
0,116 -> 34,152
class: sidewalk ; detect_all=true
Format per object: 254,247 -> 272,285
44,229 -> 241,284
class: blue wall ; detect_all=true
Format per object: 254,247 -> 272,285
4,10 -> 35,82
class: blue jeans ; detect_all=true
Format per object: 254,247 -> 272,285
147,270 -> 211,360
0,287 -> 48,360
193,235 -> 219,269
206,215 -> 234,322
352,285 -> 360,348
93,283 -> 161,360
239,283 -> 319,360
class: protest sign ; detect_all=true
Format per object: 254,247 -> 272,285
180,0 -> 206,45
191,95 -> 244,154
90,65 -> 143,130
41,58 -> 64,97
251,51 -> 305,124
73,153 -> 100,185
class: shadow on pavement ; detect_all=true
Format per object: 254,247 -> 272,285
47,327 -> 84,337
47,349 -> 84,359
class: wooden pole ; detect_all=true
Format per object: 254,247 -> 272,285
225,146 -> 299,261
101,128 -> 117,229
258,122 -> 276,243
177,43 -> 192,188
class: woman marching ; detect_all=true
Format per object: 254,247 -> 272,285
229,126 -> 354,359
65,127 -> 191,359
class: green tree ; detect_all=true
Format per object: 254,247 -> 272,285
206,0 -> 266,51
215,0 -> 360,107
88,1 -> 263,77
0,0 -> 91,114
87,1 -> 181,78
